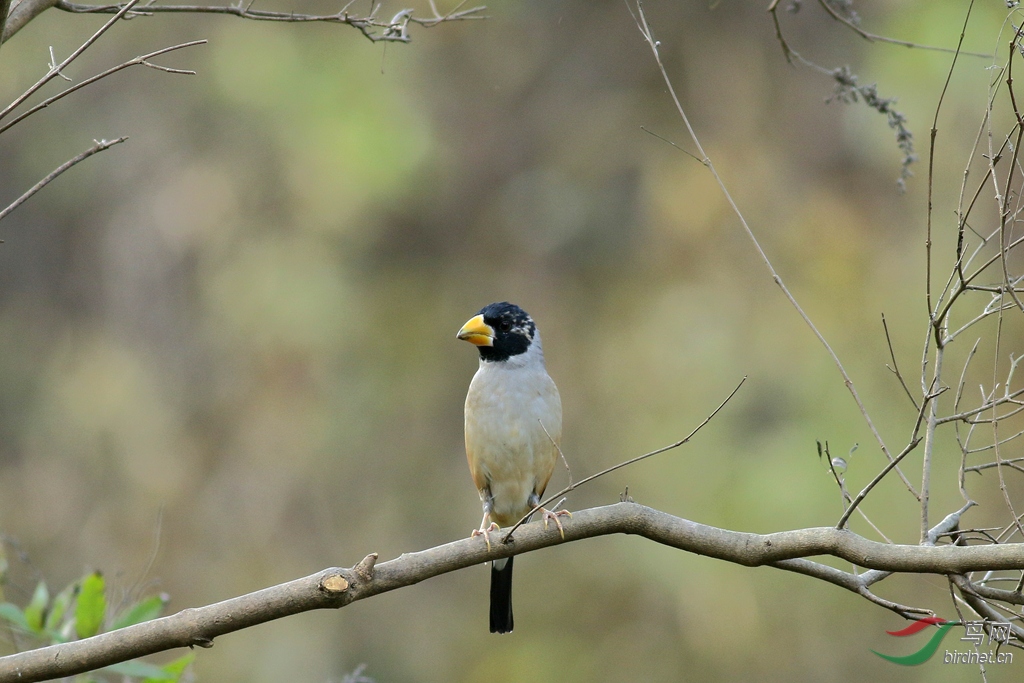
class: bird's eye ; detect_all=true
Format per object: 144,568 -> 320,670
499,320 -> 512,333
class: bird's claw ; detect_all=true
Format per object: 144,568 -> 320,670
540,507 -> 572,539
472,522 -> 500,551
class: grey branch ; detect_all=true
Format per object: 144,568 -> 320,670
0,137 -> 126,223
0,0 -> 486,45
2,502 -> 1024,682
0,0 -> 13,55
2,0 -> 485,44
1,0 -> 60,45
0,0 -> 141,117
0,39 -> 205,136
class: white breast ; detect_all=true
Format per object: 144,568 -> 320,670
465,336 -> 562,526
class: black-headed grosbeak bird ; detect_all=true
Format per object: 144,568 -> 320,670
457,302 -> 566,634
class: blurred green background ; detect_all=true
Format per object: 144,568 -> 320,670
1,0 -> 1022,680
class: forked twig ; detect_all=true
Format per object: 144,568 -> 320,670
51,0 -> 486,43
539,420 -> 572,489
0,137 -> 127,222
0,0 -> 140,120
767,0 -> 989,60
502,375 -> 747,540
926,0 -> 976,321
0,39 -> 206,136
814,0 -> 987,58
881,313 -> 919,410
630,1 -> 917,498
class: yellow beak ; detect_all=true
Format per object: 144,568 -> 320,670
457,314 -> 495,347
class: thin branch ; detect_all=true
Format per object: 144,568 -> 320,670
956,339 -> 982,502
946,299 -> 1019,343
881,312 -> 919,410
938,385 -> 1024,424
0,0 -> 139,118
539,420 -> 572,489
0,39 -> 206,136
766,0 -> 797,65
967,455 -> 1024,471
926,0 -> 975,319
837,437 -> 923,529
631,1 -> 917,497
920,344 -> 945,541
50,0 -> 486,43
813,0 -> 988,58
2,502 -> 1024,683
951,573 -> 1024,642
504,375 -> 747,539
639,125 -> 703,163
818,441 -> 892,542
0,0 -> 59,45
1001,25 -> 1024,313
0,137 -> 127,222
769,557 -> 930,618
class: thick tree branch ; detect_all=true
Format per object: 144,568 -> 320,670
0,0 -> 140,118
631,2 -> 920,499
2,0 -> 59,45
0,0 -> 13,54
2,502 -> 1024,682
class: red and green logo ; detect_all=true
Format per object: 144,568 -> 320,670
872,617 -> 955,666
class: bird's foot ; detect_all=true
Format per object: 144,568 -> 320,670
540,508 -> 572,539
472,522 -> 500,551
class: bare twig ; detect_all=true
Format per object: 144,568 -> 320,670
539,419 -> 572,489
837,437 -> 923,530
881,313 -> 919,410
768,0 -> 988,60
951,573 -> 1024,642
631,1 -> 917,498
0,39 -> 205,136
926,0 -> 975,319
813,0 -> 988,58
0,0 -> 139,118
819,441 -> 892,542
0,40 -> 205,137
0,137 -> 127,222
504,375 -> 747,539
920,344 -> 945,542
937,385 -> 1024,424
50,0 -> 486,43
770,557 -> 929,618
1000,25 -> 1024,314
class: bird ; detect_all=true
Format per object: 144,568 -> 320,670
456,301 -> 568,633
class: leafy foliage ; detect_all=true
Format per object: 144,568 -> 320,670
0,571 -> 190,682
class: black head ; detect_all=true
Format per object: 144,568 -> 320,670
456,302 -> 537,363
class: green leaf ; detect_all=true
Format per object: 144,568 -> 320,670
105,660 -> 173,680
111,593 -> 168,630
156,652 -> 195,682
0,549 -> 8,601
44,582 -> 76,635
23,580 -> 48,633
0,602 -> 29,631
138,652 -> 195,683
74,572 -> 105,639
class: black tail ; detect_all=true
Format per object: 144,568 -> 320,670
489,557 -> 514,633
